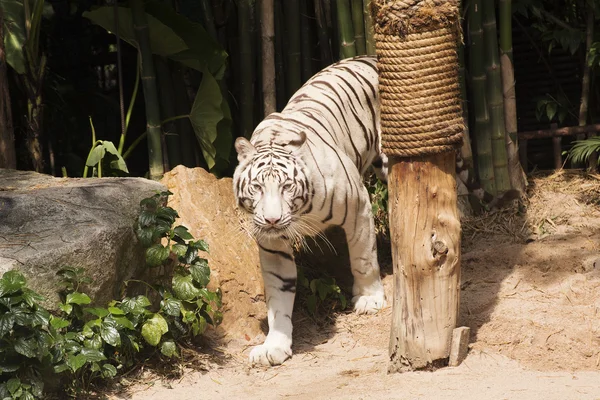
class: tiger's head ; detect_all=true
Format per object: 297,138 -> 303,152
233,132 -> 313,241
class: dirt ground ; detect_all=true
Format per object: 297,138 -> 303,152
112,171 -> 600,400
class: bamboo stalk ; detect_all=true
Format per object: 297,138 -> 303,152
499,0 -> 527,192
199,0 -> 219,40
300,0 -> 313,82
363,0 -> 375,55
284,0 -> 302,96
238,0 -> 255,138
351,0 -> 366,55
336,0 -> 357,59
315,0 -> 333,66
118,56 -> 140,155
261,0 -> 276,115
469,0 -> 495,195
131,0 -> 164,179
155,56 -> 182,169
482,0 -> 511,193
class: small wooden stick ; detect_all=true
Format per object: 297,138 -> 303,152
448,326 -> 470,367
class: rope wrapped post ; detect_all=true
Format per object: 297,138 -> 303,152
372,0 -> 464,372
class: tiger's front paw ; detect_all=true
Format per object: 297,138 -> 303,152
249,343 -> 292,366
352,292 -> 386,314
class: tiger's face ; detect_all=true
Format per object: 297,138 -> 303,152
233,133 -> 312,240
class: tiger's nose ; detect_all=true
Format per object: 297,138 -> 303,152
265,217 -> 281,225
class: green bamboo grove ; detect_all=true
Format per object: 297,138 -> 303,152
1,0 -> 528,198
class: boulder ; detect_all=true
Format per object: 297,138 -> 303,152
160,166 -> 265,343
0,169 -> 165,307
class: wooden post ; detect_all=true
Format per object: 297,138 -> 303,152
388,152 -> 461,371
551,124 -> 562,170
371,0 -> 464,372
519,139 -> 528,173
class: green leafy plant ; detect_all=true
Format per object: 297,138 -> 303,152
83,1 -> 232,172
83,117 -> 129,178
134,191 -> 223,351
0,271 -> 51,399
367,174 -> 389,238
0,192 -> 222,398
567,136 -> 600,166
534,92 -> 575,125
296,268 -> 347,318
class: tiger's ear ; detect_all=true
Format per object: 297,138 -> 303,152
235,137 -> 256,163
287,132 -> 307,152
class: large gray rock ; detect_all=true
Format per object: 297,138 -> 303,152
0,169 -> 165,306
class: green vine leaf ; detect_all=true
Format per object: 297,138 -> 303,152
13,337 -> 37,358
173,225 -> 193,240
121,295 -> 151,315
100,321 -> 121,347
160,340 -> 178,358
66,292 -> 91,305
190,260 -> 210,288
172,273 -> 200,301
146,244 -> 170,267
80,348 -> 107,362
66,353 -> 87,373
0,270 -> 27,296
141,313 -> 168,346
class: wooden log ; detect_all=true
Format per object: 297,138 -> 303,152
388,151 -> 462,372
518,124 -> 600,140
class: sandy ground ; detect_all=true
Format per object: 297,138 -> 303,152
111,171 -> 600,400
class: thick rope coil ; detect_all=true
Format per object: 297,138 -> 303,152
373,0 -> 464,158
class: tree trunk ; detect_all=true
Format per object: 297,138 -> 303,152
482,0 -> 511,193
261,0 -> 276,116
131,0 -> 164,180
469,0 -> 495,195
274,0 -> 287,110
300,0 -> 313,82
458,24 -> 474,184
499,0 -> 527,192
580,8 -> 596,170
315,0 -> 333,67
336,0 -> 356,59
0,9 -> 16,169
284,0 -> 302,96
238,0 -> 256,138
388,152 -> 461,372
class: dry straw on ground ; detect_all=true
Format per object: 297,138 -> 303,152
462,169 -> 600,244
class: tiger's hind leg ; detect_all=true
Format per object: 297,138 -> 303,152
342,185 -> 386,314
250,237 -> 297,366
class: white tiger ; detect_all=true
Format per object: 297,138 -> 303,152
233,56 -> 387,366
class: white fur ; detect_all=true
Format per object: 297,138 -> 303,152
233,56 -> 386,367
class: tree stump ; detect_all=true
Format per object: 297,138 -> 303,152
388,153 -> 461,371
372,0 -> 464,372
